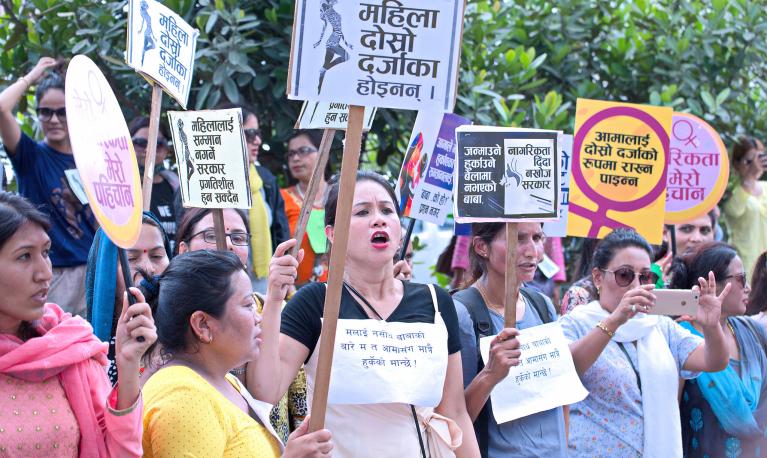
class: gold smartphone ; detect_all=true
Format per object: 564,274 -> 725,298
651,289 -> 700,316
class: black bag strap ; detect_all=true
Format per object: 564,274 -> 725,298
520,287 -> 554,324
452,287 -> 492,458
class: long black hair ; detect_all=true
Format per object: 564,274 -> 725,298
0,191 -> 50,250
324,171 -> 400,227
154,250 -> 247,355
668,241 -> 738,290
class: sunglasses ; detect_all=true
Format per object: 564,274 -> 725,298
132,137 -> 167,149
286,146 -> 318,160
724,272 -> 747,288
189,229 -> 250,246
244,128 -> 262,143
601,267 -> 659,287
37,107 -> 67,122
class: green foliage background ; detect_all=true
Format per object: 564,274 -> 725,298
2,0 -> 765,177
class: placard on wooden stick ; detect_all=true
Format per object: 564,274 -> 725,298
296,101 -> 377,131
454,126 -> 561,327
287,0 -> 468,431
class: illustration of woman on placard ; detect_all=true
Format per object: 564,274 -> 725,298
177,119 -> 195,199
138,0 -> 156,65
313,0 -> 353,94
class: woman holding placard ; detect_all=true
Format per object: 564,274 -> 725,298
723,136 -> 767,277
669,242 -> 767,457
561,228 -> 730,456
0,191 -> 155,456
253,171 -> 479,457
281,129 -> 329,285
452,222 -> 565,457
140,250 -> 333,457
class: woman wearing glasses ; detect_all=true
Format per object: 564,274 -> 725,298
670,242 -> 767,457
281,130 -> 329,285
561,228 -> 730,457
0,57 -> 97,317
128,116 -> 179,249
723,136 -> 767,276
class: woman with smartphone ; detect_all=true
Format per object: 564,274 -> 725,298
560,229 -> 730,457
723,136 -> 767,277
669,242 -> 767,457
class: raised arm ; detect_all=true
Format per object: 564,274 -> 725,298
681,272 -> 729,373
0,57 -> 57,154
246,239 -> 309,404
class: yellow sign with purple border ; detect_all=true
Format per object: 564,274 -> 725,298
567,99 -> 672,244
65,55 -> 143,248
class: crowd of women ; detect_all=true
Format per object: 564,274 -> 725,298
1,60 -> 767,457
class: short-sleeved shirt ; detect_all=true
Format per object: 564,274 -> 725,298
559,314 -> 702,456
8,133 -> 96,267
142,365 -> 281,458
281,281 -> 462,362
454,289 -> 567,458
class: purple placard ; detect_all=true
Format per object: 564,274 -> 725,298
424,113 -> 470,191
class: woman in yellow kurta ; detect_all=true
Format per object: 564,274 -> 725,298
723,136 -> 767,275
280,130 -> 328,285
141,249 -> 333,457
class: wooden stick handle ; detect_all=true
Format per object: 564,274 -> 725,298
308,106 -> 364,432
141,85 -> 163,212
212,209 -> 227,251
291,128 -> 336,258
504,222 -> 519,328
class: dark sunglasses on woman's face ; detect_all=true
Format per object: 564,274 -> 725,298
132,137 -> 168,149
724,272 -> 747,288
37,107 -> 67,122
601,267 -> 659,287
244,128 -> 262,143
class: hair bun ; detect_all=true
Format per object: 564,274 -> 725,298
667,256 -> 690,289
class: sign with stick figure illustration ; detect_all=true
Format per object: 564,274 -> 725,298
287,0 -> 466,111
664,113 -> 729,224
566,99 -> 672,244
454,126 -> 561,222
126,0 -> 199,108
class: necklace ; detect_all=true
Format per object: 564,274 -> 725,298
476,282 -> 504,315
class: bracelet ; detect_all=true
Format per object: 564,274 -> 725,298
595,321 -> 615,338
17,76 -> 31,89
229,367 -> 246,376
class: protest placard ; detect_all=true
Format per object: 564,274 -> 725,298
454,126 -> 561,223
665,112 -> 729,224
396,111 -> 470,225
167,109 -> 251,209
287,0 -> 466,111
296,101 -> 377,130
479,322 -> 588,424
567,99 -> 672,244
126,0 -> 198,109
543,135 -> 573,237
326,318 -> 448,406
65,55 -> 143,249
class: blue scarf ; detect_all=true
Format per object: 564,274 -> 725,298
85,228 -> 118,343
681,317 -> 765,437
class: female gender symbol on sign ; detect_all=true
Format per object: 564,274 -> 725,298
569,106 -> 670,238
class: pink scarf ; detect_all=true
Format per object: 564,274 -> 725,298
0,304 -> 111,457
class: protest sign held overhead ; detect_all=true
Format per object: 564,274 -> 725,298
479,323 -> 588,424
395,111 -> 470,225
167,109 -> 251,209
567,99 -> 672,244
543,135 -> 573,237
126,0 -> 199,108
454,126 -> 561,223
287,0 -> 466,111
665,113 -> 729,224
65,55 -> 143,248
296,101 -> 377,130
326,316 -> 448,407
